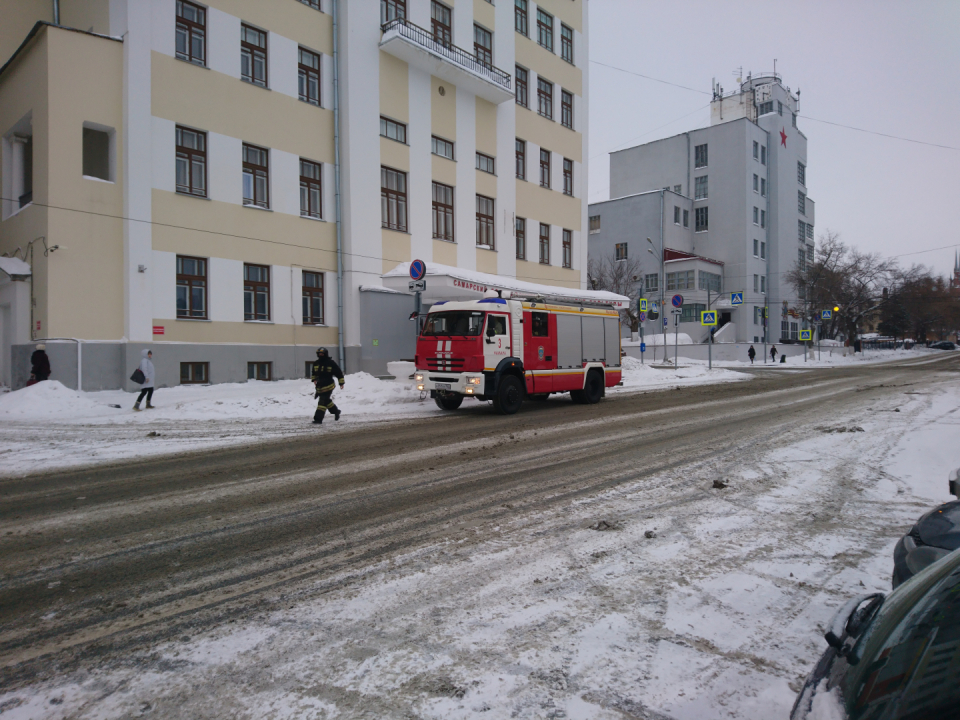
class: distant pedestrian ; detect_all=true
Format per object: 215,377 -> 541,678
770,345 -> 778,362
747,345 -> 756,364
310,347 -> 344,424
30,343 -> 51,382
133,349 -> 156,411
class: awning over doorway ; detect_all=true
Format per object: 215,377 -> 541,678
0,256 -> 31,280
381,262 -> 629,307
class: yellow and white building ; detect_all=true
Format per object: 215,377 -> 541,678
0,0 -> 589,388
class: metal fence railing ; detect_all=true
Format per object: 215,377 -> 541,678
381,18 -> 511,92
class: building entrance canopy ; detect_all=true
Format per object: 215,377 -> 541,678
382,262 -> 629,308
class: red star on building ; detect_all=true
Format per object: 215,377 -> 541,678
780,128 -> 787,147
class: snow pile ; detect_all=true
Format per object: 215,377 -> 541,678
0,381 -> 119,420
613,354 -> 747,392
623,332 -> 694,346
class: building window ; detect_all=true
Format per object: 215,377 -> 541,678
761,145 -> 766,165
798,192 -> 806,215
798,248 -> 806,272
539,223 -> 550,264
760,209 -> 766,228
560,24 -> 573,63
536,9 -> 553,51
248,362 -> 272,381
798,221 -> 806,242
242,143 -> 269,208
753,140 -> 758,160
298,47 -> 321,105
761,275 -> 766,293
753,174 -> 759,193
180,362 -> 209,384
516,217 -> 526,259
753,207 -> 759,225
615,242 -> 628,261
515,0 -> 528,36
431,135 -> 455,160
537,77 -> 553,119
244,263 -> 270,321
432,182 -> 455,241
381,0 -> 406,24
381,166 -> 407,231
476,152 -> 495,174
300,0 -> 321,9
673,184 -> 681,193
699,270 -> 721,293
175,126 -> 206,197
695,206 -> 708,232
380,116 -> 407,143
300,159 -> 322,219
83,126 -> 112,181
790,322 -> 799,341
761,177 -> 766,197
753,238 -> 759,257
694,175 -> 707,200
680,303 -> 706,323
561,90 -> 573,129
474,25 -> 493,67
515,66 -> 528,107
797,161 -> 806,186
806,223 -> 814,240
302,270 -> 324,325
778,100 -> 783,116
644,274 -> 659,292
476,195 -> 495,248
792,113 -> 797,128
562,158 -> 573,196
674,206 -> 681,224
539,149 -> 551,188
176,0 -> 206,66
515,139 -> 526,179
431,1 -> 452,47
666,271 -> 695,291
807,244 -> 814,263
683,209 -> 689,228
176,255 -> 207,319
241,24 -> 268,87
562,229 -> 572,268
754,274 -> 759,293
694,143 -> 707,168
758,101 -> 773,115
761,241 -> 766,259
589,215 -> 600,234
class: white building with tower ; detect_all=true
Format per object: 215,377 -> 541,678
588,72 -> 815,345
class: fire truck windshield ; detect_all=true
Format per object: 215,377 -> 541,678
421,311 -> 485,337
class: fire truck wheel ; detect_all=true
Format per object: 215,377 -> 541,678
582,370 -> 604,404
493,375 -> 524,415
434,393 -> 464,411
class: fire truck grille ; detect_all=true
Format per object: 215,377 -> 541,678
427,358 -> 465,370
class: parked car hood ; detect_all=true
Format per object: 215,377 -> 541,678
917,500 -> 960,550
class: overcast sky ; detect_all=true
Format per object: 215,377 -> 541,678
587,0 -> 960,278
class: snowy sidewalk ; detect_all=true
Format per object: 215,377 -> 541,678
0,359 -> 747,476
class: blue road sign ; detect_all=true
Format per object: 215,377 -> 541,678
639,312 -> 647,323
671,294 -> 684,308
638,298 -> 648,312
799,329 -> 812,341
410,259 -> 426,281
701,310 -> 717,326
731,292 -> 743,305
663,318 -> 668,327
821,309 -> 832,320
640,342 -> 647,352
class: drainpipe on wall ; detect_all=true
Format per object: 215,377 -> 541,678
332,0 -> 345,372
52,0 -> 60,25
659,189 -> 665,353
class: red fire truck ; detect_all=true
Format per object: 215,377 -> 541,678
414,295 -> 623,414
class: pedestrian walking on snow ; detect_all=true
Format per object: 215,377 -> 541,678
310,347 -> 344,424
747,345 -> 756,364
30,343 -> 51,382
133,349 -> 156,411
770,345 -> 778,363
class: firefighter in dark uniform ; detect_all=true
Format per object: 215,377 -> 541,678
310,347 -> 344,424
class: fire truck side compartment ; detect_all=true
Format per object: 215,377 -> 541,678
581,316 -> 606,363
604,317 -> 621,367
556,314 -> 582,369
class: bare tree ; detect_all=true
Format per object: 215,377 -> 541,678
588,254 -> 643,334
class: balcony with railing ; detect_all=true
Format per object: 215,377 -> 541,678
379,18 -> 513,104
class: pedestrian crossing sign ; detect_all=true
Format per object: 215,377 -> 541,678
638,298 -> 648,312
799,329 -> 812,341
701,310 -> 717,326
821,309 -> 832,320
730,292 -> 743,305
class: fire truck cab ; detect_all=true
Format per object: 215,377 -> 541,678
414,296 -> 622,415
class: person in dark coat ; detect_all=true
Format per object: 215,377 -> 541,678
133,349 -> 156,411
30,343 -> 51,382
310,348 -> 344,424
747,345 -> 756,364
770,345 -> 778,362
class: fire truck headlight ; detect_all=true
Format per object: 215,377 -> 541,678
417,384 -> 424,391
415,373 -> 424,382
465,387 -> 474,394
468,377 -> 482,385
